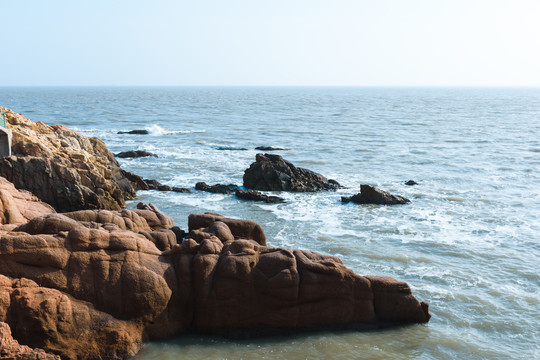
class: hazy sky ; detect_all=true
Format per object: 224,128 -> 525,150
2,0 -> 540,86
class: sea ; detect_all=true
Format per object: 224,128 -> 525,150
0,87 -> 538,359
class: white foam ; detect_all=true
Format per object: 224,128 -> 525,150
144,124 -> 206,136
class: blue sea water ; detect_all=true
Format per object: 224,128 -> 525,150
1,87 -> 539,359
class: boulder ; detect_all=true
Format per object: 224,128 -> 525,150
243,153 -> 341,192
115,150 -> 158,158
235,189 -> 285,204
405,180 -> 418,186
188,212 -> 266,246
342,185 -> 410,205
0,107 -> 143,212
0,176 -> 55,225
195,182 -> 239,194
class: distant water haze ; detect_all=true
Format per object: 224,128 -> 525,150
0,87 -> 538,359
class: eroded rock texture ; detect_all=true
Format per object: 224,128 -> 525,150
243,153 -> 341,192
0,107 -> 145,212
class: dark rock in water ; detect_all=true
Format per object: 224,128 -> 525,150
255,146 -> 289,151
342,185 -> 410,205
144,179 -> 162,190
405,180 -> 418,186
235,189 -> 285,204
215,146 -> 248,151
195,182 -> 239,194
172,187 -> 191,193
157,185 -> 172,192
115,150 -> 158,158
117,129 -> 149,135
120,169 -> 150,191
243,153 -> 341,192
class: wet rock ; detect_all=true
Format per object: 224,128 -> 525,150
342,185 -> 410,205
157,184 -> 172,191
243,153 -> 341,192
255,146 -> 289,151
115,150 -> 158,158
117,129 -> 149,135
235,189 -> 285,204
215,146 -> 248,151
144,179 -> 162,190
405,180 -> 418,186
172,187 -> 191,193
195,182 -> 239,194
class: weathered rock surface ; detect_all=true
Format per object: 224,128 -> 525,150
243,153 -> 341,192
0,176 -> 55,226
342,185 -> 410,205
235,189 -> 285,204
195,182 -> 239,194
0,180 -> 429,360
115,150 -> 158,158
0,107 -> 143,212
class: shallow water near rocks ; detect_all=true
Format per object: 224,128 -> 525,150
1,87 -> 539,359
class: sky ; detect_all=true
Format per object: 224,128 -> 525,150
2,0 -> 540,86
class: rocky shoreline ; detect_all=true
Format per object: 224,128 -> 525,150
0,107 -> 430,360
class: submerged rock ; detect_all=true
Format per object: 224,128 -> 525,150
235,189 -> 285,203
117,129 -> 149,135
405,180 -> 418,186
342,185 -> 410,205
243,153 -> 341,192
195,182 -> 239,194
115,150 -> 158,158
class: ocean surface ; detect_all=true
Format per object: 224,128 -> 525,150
1,87 -> 539,359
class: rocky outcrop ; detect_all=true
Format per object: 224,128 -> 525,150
342,185 -> 410,205
0,107 -> 143,212
235,189 -> 285,204
115,150 -> 158,158
405,180 -> 418,186
243,153 -> 341,192
195,182 -> 239,194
